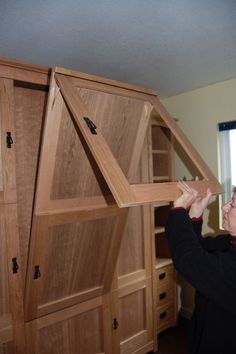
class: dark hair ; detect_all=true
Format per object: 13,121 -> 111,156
233,186 -> 236,193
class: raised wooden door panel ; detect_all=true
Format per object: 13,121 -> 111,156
25,207 -> 127,320
25,72 -> 152,321
118,279 -> 153,354
26,295 -> 112,354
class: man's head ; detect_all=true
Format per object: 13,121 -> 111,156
222,187 -> 236,235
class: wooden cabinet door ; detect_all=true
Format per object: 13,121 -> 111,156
0,78 -> 27,353
26,295 -> 113,354
113,136 -> 154,354
25,72 -> 152,321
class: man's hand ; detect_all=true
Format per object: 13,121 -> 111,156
189,188 -> 212,218
174,181 -> 198,209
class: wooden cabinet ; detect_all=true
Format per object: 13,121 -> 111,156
0,58 -> 223,354
0,59 -> 155,354
149,111 -> 178,341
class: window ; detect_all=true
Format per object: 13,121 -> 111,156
218,120 -> 236,207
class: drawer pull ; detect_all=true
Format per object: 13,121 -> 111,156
159,292 -> 166,300
160,311 -> 167,320
159,272 -> 166,280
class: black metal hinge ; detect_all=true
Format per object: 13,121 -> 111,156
6,132 -> 13,148
84,117 -> 97,135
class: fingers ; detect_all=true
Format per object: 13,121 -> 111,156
177,181 -> 198,198
206,188 -> 212,196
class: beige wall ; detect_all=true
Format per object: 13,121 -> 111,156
162,76 -> 236,315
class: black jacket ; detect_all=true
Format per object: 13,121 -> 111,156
165,208 -> 236,354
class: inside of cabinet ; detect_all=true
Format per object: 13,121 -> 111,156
150,111 -> 174,269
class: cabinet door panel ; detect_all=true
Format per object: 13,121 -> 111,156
25,210 -> 127,319
118,280 -> 153,354
26,296 -> 111,354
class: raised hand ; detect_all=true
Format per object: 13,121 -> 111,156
189,188 -> 212,218
174,181 -> 198,209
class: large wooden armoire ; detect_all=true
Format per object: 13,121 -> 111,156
0,57 -> 223,354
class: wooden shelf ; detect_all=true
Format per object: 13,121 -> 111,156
155,258 -> 173,269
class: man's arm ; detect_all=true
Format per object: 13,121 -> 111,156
191,217 -> 229,251
165,208 -> 235,314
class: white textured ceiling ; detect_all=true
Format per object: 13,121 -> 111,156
1,0 -> 236,97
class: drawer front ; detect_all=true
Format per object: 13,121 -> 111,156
157,304 -> 175,333
156,284 -> 175,308
156,265 -> 175,287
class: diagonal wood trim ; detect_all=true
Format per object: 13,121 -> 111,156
55,73 -> 137,208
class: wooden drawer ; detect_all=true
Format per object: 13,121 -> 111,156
156,264 -> 175,287
157,284 -> 175,308
157,304 -> 175,334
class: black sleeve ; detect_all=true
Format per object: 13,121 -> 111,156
165,208 -> 234,313
191,218 -> 229,251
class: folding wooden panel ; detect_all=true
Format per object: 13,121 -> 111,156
54,69 -> 223,208
25,71 -> 152,321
